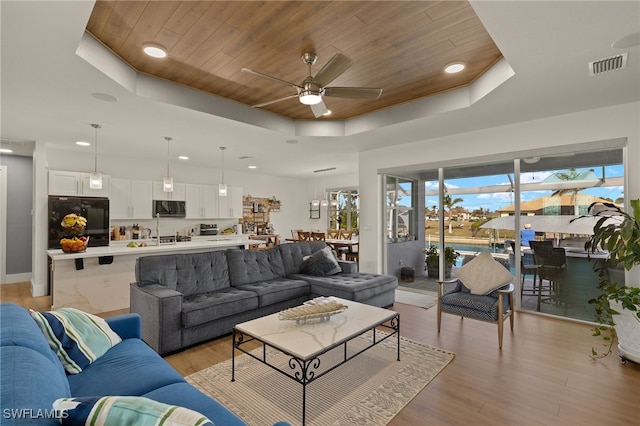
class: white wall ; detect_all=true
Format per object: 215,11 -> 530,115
358,102 -> 640,276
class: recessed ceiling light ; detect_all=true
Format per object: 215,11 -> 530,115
612,32 -> 640,49
248,165 -> 257,169
143,44 -> 167,58
178,155 -> 189,160
444,62 -> 465,74
75,141 -> 91,146
91,92 -> 117,102
523,156 -> 541,164
0,148 -> 13,153
323,110 -> 332,116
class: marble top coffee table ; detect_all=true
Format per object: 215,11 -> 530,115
231,297 -> 400,425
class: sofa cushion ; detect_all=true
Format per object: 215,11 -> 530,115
175,251 -> 230,297
278,241 -> 326,275
226,247 -> 286,286
67,339 -> 186,397
0,303 -> 68,381
53,396 -> 213,426
1,346 -> 72,425
30,308 -> 122,374
454,251 -> 513,295
296,273 -> 398,303
182,288 -> 259,327
144,382 -> 246,426
237,278 -> 310,307
136,253 -> 179,290
301,246 -> 341,276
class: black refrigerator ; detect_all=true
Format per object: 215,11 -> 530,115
48,196 -> 110,249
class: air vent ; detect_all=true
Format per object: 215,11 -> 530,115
238,155 -> 252,160
589,53 -> 628,76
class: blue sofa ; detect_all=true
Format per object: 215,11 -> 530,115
0,302 -> 286,425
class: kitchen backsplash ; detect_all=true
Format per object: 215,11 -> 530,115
110,217 -> 241,240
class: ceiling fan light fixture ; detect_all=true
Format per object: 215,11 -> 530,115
444,62 -> 465,74
143,44 -> 167,58
299,90 -> 322,105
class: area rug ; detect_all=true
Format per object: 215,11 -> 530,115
186,331 -> 454,426
395,288 -> 438,309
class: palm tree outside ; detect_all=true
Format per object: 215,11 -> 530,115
443,194 -> 464,234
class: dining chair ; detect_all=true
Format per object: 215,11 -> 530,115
297,231 -> 311,241
311,232 -> 326,241
339,230 -> 353,240
327,229 -> 340,239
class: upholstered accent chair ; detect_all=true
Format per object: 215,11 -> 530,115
437,252 -> 515,349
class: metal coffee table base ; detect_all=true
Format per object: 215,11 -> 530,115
232,314 -> 400,425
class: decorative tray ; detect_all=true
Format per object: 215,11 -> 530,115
278,300 -> 348,324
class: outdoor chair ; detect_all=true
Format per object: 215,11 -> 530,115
437,252 -> 515,348
529,241 -> 567,310
508,241 -> 539,304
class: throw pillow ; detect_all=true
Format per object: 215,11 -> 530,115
301,246 -> 342,276
30,307 -> 122,374
53,396 -> 214,426
454,251 -> 513,295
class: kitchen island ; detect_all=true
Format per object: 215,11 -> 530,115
47,236 -> 252,314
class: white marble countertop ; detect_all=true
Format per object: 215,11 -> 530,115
47,236 -> 252,260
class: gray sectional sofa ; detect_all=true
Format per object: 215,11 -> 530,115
130,241 -> 398,354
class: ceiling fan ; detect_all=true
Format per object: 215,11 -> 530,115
241,52 -> 383,118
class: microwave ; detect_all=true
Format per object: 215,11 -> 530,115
153,200 -> 186,217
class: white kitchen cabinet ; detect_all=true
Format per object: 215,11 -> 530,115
217,186 -> 243,218
152,181 -> 186,201
110,178 -> 152,219
48,170 -> 110,197
185,184 -> 218,218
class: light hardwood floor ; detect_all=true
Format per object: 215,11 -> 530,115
2,282 -> 639,425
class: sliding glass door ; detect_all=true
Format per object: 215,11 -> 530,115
417,147 -> 625,321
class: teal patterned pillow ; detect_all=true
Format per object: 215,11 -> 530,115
30,307 -> 121,374
53,396 -> 214,426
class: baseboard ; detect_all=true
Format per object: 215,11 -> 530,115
2,272 -> 32,285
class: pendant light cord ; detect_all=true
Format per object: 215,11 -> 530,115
165,137 -> 172,176
91,123 -> 100,172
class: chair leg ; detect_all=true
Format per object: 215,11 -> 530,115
498,315 -> 504,349
437,305 -> 442,332
536,276 -> 542,311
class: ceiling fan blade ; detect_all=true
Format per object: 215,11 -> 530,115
252,94 -> 299,108
323,87 -> 383,100
313,53 -> 352,87
241,68 -> 300,89
310,99 -> 329,118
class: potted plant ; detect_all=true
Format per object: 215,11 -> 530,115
424,245 -> 460,279
578,200 -> 640,361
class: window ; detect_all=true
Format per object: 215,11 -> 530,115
386,176 -> 415,241
328,189 -> 359,232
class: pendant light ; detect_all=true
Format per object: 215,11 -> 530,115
89,123 -> 103,189
218,146 -> 228,197
163,136 -> 174,192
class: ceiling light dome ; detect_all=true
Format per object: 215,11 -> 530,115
299,90 -> 322,105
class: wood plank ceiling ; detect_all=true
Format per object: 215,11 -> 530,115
86,1 -> 503,120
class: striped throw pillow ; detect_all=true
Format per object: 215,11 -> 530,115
53,396 -> 214,426
30,307 -> 121,374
